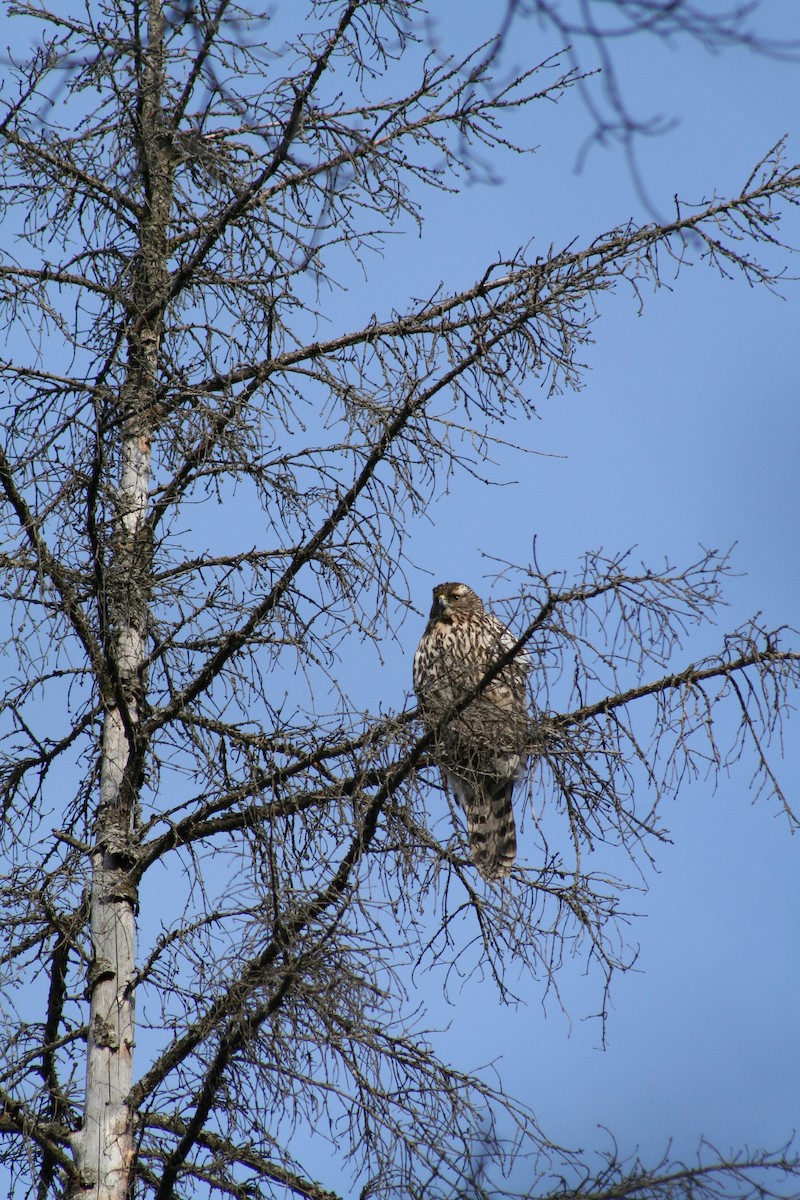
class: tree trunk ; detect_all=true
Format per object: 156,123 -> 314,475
73,367 -> 155,1200
72,2 -> 169,1193
76,722 -> 141,1199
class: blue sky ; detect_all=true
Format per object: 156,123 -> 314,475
388,1 -> 800,1180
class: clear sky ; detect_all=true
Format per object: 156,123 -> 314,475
1,1 -> 798,1194
385,1 -> 800,1182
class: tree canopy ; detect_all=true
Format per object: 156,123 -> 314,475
0,2 -> 798,1198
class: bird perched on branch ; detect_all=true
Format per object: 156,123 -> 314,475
413,581 -> 530,882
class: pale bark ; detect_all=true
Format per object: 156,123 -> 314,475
73,444 -> 150,1198
73,0 -> 168,1191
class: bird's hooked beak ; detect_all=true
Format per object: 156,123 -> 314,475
430,592 -> 449,620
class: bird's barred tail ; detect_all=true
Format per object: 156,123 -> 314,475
464,782 -> 517,882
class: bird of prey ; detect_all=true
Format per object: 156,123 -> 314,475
413,581 -> 530,881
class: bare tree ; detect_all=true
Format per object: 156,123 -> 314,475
0,2 -> 797,1199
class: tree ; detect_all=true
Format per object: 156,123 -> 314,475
0,2 -> 797,1198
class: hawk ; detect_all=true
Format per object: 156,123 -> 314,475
413,581 -> 530,882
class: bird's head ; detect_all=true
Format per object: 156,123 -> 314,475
429,581 -> 483,622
